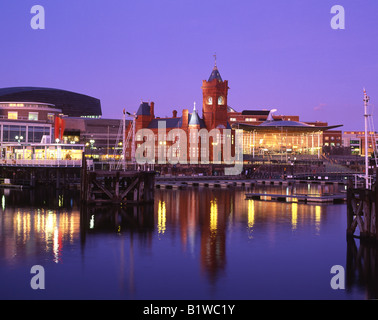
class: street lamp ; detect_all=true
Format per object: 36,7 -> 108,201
15,135 -> 23,143
89,139 -> 95,158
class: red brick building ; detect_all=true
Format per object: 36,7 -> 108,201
127,62 -> 236,164
126,61 -> 342,163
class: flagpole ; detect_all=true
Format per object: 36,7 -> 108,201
363,89 -> 370,189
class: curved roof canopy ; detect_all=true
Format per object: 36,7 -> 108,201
0,87 -> 102,117
232,119 -> 343,133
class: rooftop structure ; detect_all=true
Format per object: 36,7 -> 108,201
0,87 -> 102,118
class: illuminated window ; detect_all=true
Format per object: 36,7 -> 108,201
28,112 -> 38,121
47,113 -> 54,122
245,118 -> 257,122
230,118 -> 236,122
8,112 -> 18,120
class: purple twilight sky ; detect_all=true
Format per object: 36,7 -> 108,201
1,0 -> 378,131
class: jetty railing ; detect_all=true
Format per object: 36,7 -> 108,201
0,159 -> 82,167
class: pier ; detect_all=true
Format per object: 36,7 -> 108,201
80,158 -> 155,205
245,192 -> 346,204
347,185 -> 378,241
154,175 -> 349,190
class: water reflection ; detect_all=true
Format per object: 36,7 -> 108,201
248,200 -> 255,238
292,202 -> 298,230
0,188 -> 80,265
157,200 -> 166,235
0,184 -> 377,299
346,238 -> 378,299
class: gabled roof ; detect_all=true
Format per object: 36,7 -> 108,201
147,114 -> 206,129
147,117 -> 181,129
136,102 -> 151,116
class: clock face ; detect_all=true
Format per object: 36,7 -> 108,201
218,96 -> 224,105
207,97 -> 213,104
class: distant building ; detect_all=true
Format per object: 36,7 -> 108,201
343,131 -> 378,156
63,117 -> 126,161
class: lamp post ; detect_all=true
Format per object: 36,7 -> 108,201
15,135 -> 23,144
15,135 -> 24,160
90,139 -> 95,158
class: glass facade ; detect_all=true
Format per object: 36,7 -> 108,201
242,131 -> 323,157
1,124 -> 51,143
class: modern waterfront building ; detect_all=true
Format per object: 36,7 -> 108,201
235,113 -> 343,159
0,101 -> 83,164
0,87 -> 103,165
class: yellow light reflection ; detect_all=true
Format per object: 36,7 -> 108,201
292,202 -> 298,230
315,206 -> 321,234
53,227 -> 59,263
248,200 -> 255,239
210,199 -> 218,235
6,207 -> 80,264
157,200 -> 166,235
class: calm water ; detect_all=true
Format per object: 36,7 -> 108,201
0,184 -> 376,300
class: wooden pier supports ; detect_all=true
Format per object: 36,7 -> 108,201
81,158 -> 155,205
346,185 -> 378,242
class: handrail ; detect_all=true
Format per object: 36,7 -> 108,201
0,159 -> 82,167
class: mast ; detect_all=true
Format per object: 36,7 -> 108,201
131,112 -> 136,167
122,108 -> 126,171
124,110 -> 137,170
363,89 -> 370,189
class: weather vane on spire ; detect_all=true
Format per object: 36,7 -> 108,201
213,53 -> 217,68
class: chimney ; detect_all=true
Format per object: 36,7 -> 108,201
172,110 -> 177,118
182,109 -> 188,129
150,102 -> 155,118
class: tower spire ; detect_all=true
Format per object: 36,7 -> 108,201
208,53 -> 222,82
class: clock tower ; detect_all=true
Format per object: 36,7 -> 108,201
202,57 -> 229,131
